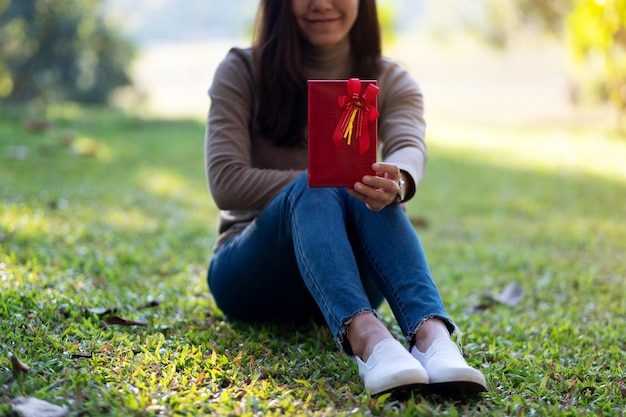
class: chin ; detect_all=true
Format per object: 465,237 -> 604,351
309,39 -> 343,50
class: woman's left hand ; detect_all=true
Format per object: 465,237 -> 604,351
347,162 -> 403,211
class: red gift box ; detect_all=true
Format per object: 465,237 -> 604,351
308,78 -> 379,187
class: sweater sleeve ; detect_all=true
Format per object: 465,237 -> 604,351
205,49 -> 302,211
377,61 -> 427,202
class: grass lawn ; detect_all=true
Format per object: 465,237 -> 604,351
1,103 -> 625,416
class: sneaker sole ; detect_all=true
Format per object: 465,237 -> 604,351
372,382 -> 428,397
428,380 -> 488,396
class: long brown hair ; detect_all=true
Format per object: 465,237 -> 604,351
253,0 -> 382,147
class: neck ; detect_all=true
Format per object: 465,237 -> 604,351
301,37 -> 352,80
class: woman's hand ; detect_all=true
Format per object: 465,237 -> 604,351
347,162 -> 403,211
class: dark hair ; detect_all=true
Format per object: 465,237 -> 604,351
253,0 -> 382,147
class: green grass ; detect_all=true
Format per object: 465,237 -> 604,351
1,103 -> 625,416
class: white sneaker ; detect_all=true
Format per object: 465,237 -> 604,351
411,338 -> 488,394
356,339 -> 429,395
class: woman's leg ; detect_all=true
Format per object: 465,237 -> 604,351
208,186 -> 320,324
342,195 -> 455,347
342,199 -> 487,391
281,175 -> 389,353
208,173 -> 383,333
211,172 -> 452,351
209,173 -> 477,394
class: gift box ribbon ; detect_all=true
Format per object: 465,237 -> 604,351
332,78 -> 380,156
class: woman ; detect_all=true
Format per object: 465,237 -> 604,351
205,0 -> 487,396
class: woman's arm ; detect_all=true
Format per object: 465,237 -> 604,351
377,61 -> 428,203
205,50 -> 303,211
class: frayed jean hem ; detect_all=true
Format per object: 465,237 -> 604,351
406,315 -> 457,350
336,308 -> 379,356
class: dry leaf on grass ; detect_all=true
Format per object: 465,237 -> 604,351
9,352 -> 30,375
84,305 -> 150,327
469,282 -> 524,312
5,146 -> 30,160
70,351 -> 93,359
137,299 -> 161,310
22,118 -> 52,133
85,307 -> 118,316
105,315 -> 148,327
490,282 -> 524,307
11,397 -> 68,417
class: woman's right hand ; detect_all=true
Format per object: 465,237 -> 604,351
347,162 -> 403,211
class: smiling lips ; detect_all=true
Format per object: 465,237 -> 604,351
306,17 -> 341,25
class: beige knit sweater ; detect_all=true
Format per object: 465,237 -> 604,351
205,38 -> 427,249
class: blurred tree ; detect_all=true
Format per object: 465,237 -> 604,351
0,0 -> 135,104
378,2 -> 397,49
474,0 -> 625,131
566,0 -> 626,131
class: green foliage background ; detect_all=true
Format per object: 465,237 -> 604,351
566,0 -> 626,121
473,0 -> 626,131
0,0 -> 135,104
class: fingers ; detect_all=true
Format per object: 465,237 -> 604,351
372,162 -> 402,181
348,163 -> 402,211
354,180 -> 398,210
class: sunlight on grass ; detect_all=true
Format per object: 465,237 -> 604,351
1,105 -> 624,416
70,135 -> 112,160
44,102 -> 85,122
103,207 -> 158,232
428,119 -> 626,183
139,168 -> 194,200
1,205 -> 51,238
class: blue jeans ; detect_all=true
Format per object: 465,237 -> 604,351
208,173 -> 454,354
